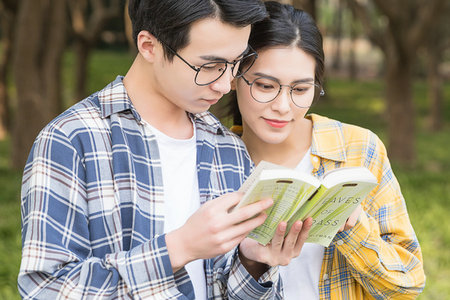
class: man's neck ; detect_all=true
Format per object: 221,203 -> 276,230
123,55 -> 193,139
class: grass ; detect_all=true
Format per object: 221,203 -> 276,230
313,78 -> 450,299
1,49 -> 449,299
0,139 -> 22,299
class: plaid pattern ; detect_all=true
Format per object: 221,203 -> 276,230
307,114 -> 425,299
19,76 -> 281,299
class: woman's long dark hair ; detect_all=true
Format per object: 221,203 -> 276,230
228,1 -> 325,125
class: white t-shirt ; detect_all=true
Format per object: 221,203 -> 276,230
145,121 -> 206,300
279,148 -> 325,299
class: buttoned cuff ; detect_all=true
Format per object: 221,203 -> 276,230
227,248 -> 280,299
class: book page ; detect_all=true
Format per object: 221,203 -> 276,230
306,179 -> 378,247
322,167 -> 377,188
237,160 -> 287,195
244,171 -> 320,245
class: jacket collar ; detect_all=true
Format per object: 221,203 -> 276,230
308,113 -> 347,163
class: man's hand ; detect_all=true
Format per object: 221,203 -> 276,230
338,204 -> 362,232
238,217 -> 313,279
165,193 -> 273,272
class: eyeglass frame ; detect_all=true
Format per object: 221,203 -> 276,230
157,38 -> 258,86
240,75 -> 325,108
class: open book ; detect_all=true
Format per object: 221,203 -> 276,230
235,161 -> 378,247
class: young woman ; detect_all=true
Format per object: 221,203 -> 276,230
229,1 -> 426,299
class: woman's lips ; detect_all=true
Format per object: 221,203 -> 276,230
263,118 -> 289,128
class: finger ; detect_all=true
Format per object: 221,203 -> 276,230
293,218 -> 313,253
228,198 -> 273,225
346,216 -> 357,230
346,207 -> 362,230
271,222 -> 287,250
220,211 -> 268,242
221,233 -> 249,254
338,220 -> 347,232
211,192 -> 244,211
281,221 -> 301,251
206,232 -> 249,258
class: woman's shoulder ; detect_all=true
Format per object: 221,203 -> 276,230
308,113 -> 387,162
308,113 -> 377,139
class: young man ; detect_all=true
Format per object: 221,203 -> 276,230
18,1 -> 312,299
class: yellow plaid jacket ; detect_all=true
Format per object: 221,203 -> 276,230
309,114 -> 425,299
234,113 -> 426,299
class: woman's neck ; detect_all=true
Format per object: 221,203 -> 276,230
242,118 -> 313,168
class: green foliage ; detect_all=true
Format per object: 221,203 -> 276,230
62,49 -> 134,107
0,49 -> 449,299
313,78 -> 450,299
0,139 -> 22,300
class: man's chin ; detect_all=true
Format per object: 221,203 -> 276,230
187,101 -> 217,114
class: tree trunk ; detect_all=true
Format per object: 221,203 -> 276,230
44,0 -> 67,113
331,0 -> 343,72
124,0 -> 137,55
426,51 -> 443,131
74,38 -> 91,102
292,0 -> 316,19
275,0 -> 293,4
348,14 -> 358,80
0,19 -> 12,139
385,55 -> 415,164
68,0 -> 122,102
0,1 -> 17,139
12,0 -> 66,169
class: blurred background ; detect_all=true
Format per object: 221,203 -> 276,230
0,0 -> 449,298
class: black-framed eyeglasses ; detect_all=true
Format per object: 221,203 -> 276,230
241,75 -> 325,108
158,39 -> 258,86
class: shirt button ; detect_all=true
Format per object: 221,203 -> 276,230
323,274 -> 329,280
336,240 -> 344,246
324,279 -> 330,285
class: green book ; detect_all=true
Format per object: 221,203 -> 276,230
234,161 -> 378,247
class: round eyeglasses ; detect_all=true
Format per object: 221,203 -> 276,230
241,76 -> 325,108
158,38 -> 258,86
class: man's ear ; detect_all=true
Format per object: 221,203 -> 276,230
231,78 -> 237,90
137,30 -> 159,62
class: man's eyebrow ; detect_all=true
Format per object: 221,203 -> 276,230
253,72 -> 315,84
292,78 -> 315,84
199,47 -> 249,62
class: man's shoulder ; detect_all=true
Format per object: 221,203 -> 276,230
42,92 -> 103,136
43,77 -> 127,137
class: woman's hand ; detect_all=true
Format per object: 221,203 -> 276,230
338,204 -> 362,232
238,217 -> 313,279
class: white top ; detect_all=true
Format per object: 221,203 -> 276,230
145,121 -> 206,300
279,148 -> 325,299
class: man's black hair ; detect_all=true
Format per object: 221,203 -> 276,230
128,0 -> 268,61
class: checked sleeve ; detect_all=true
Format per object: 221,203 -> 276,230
18,126 -> 188,299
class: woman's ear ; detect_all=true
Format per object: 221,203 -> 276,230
231,78 -> 237,90
136,30 -> 159,62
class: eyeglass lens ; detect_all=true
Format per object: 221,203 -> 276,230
250,77 -> 318,108
195,52 -> 257,85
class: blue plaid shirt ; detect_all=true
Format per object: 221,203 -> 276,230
19,76 -> 281,299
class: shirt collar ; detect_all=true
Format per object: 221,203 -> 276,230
97,76 -> 226,135
307,113 -> 347,163
192,111 -> 226,135
97,76 -> 141,120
